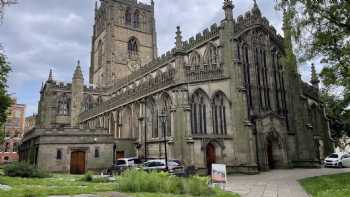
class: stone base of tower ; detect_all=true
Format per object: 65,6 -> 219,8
292,160 -> 322,169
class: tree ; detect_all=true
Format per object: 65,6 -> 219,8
276,0 -> 350,141
321,89 -> 350,148
0,0 -> 14,146
276,0 -> 350,99
0,0 -> 17,16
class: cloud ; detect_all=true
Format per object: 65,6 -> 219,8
0,0 -> 306,116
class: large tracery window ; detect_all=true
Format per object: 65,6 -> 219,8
58,94 -> 70,116
128,38 -> 138,57
125,8 -> 132,25
212,92 -> 227,135
272,52 -> 287,113
133,10 -> 140,28
191,90 -> 208,134
160,93 -> 172,137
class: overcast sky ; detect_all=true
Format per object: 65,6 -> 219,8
0,0 -> 317,116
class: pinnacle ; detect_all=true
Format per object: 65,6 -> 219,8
48,68 -> 53,82
73,60 -> 84,80
310,63 -> 320,86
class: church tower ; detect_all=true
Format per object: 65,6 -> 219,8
90,0 -> 158,88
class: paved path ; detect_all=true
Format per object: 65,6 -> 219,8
225,168 -> 350,197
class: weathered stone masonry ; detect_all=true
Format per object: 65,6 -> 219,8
20,0 -> 333,174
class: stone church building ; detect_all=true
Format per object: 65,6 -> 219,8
20,0 -> 333,174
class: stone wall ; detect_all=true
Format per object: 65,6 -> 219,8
37,143 -> 113,172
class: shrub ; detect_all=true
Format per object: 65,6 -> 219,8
3,162 -> 50,178
184,176 -> 210,196
116,169 -> 211,196
82,171 -> 94,182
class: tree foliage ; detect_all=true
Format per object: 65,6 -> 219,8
0,0 -> 14,145
0,52 -> 11,145
0,0 -> 17,21
321,89 -> 350,146
277,0 -> 350,97
276,0 -> 350,140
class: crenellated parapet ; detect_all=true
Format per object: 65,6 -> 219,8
108,49 -> 176,93
182,23 -> 220,51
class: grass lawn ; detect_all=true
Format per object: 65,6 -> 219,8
300,172 -> 350,197
0,169 -> 239,197
0,173 -> 116,197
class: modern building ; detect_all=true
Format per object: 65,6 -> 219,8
20,0 -> 333,174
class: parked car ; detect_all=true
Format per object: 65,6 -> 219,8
143,159 -> 184,175
341,154 -> 350,168
107,157 -> 142,175
324,153 -> 350,168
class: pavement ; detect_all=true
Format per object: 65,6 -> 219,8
225,168 -> 350,197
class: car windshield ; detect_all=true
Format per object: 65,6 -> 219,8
116,160 -> 126,165
328,154 -> 339,158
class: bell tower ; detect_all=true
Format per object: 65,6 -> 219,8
90,0 -> 158,88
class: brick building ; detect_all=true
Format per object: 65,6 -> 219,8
1,98 -> 26,164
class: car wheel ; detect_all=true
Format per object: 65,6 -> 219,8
338,162 -> 343,168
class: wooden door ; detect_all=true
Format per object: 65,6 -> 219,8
206,143 -> 216,175
70,151 -> 86,174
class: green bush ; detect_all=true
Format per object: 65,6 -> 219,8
116,169 -> 211,196
3,162 -> 50,178
82,171 -> 94,182
184,176 -> 210,196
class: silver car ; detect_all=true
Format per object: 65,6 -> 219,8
324,153 -> 350,168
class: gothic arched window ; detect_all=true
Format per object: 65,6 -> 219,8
191,89 -> 208,134
83,95 -> 93,112
58,94 -> 70,116
160,93 -> 172,137
94,147 -> 100,158
97,96 -> 103,105
212,92 -> 228,135
146,98 -> 158,139
122,107 -> 132,138
128,38 -> 138,57
125,8 -> 132,25
56,149 -> 62,160
190,52 -> 201,70
204,44 -> 218,69
133,10 -> 140,28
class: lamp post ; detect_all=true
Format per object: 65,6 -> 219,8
159,110 -> 168,171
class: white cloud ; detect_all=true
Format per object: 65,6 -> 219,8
0,0 -> 298,116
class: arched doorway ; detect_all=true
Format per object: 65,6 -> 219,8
70,151 -> 86,174
267,139 -> 275,169
265,130 -> 287,170
206,143 -> 216,175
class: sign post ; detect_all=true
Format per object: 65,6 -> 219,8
211,164 -> 227,190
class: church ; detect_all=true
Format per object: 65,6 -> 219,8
19,0 -> 333,174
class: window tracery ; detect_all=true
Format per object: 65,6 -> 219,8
128,38 -> 138,57
58,94 -> 70,116
191,90 -> 208,134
